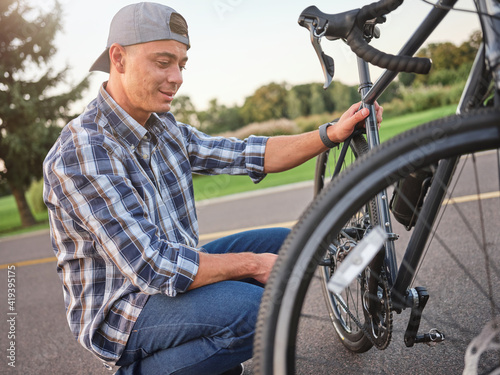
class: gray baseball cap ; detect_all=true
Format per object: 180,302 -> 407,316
89,2 -> 190,73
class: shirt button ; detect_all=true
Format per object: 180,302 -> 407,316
143,154 -> 148,159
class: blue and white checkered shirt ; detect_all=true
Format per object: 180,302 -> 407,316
43,84 -> 268,363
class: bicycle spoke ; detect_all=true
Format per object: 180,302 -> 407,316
254,106 -> 500,375
472,153 -> 497,319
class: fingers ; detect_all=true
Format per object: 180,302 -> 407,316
340,102 -> 368,123
376,105 -> 383,126
254,253 -> 278,284
334,102 -> 383,142
357,101 -> 383,126
357,107 -> 370,121
349,102 -> 382,123
347,101 -> 365,117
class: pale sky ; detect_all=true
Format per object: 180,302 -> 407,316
29,0 -> 480,112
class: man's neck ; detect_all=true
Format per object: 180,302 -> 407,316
104,79 -> 150,126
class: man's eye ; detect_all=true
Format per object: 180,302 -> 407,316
158,61 -> 169,67
180,66 -> 187,71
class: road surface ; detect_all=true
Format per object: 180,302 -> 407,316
0,150 -> 498,374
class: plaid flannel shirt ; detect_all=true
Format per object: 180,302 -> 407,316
43,84 -> 268,363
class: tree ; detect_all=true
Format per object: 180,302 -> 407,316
170,95 -> 199,127
415,31 -> 480,86
197,99 -> 244,134
240,82 -> 288,124
328,81 -> 358,113
420,42 -> 462,71
399,72 -> 416,87
0,0 -> 89,227
310,83 -> 326,115
285,88 -> 302,119
286,84 -> 312,118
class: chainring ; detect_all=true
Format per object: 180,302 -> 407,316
361,269 -> 393,349
329,201 -> 393,350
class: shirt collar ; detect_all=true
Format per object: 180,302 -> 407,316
96,83 -> 148,150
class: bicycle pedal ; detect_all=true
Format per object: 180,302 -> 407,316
414,328 -> 445,347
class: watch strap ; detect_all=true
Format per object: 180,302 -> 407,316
319,122 -> 339,148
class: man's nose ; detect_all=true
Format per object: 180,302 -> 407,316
168,66 -> 183,85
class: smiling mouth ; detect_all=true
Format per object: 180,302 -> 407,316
159,90 -> 175,101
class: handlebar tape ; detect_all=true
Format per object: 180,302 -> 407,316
347,25 -> 432,74
299,1 -> 432,74
357,0 -> 404,25
351,0 -> 432,74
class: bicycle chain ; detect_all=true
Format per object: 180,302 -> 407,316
333,290 -> 378,347
367,271 -> 393,349
332,271 -> 392,349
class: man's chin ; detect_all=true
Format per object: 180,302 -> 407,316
152,103 -> 172,114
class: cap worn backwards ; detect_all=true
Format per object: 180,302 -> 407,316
89,2 -> 190,73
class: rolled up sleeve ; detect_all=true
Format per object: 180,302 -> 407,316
180,123 -> 269,183
169,245 -> 200,294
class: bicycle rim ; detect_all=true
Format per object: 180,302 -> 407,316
254,108 -> 500,375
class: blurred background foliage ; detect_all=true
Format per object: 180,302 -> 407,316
0,0 -> 481,231
172,30 -> 481,137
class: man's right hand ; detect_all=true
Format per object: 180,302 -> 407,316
187,252 -> 278,290
252,253 -> 278,284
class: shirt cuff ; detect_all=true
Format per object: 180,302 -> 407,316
245,136 -> 268,183
170,245 -> 200,294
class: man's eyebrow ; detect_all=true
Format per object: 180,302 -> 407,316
152,52 -> 188,63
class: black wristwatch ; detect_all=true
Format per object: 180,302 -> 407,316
319,122 -> 339,148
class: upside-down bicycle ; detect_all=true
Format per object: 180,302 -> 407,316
253,0 -> 500,374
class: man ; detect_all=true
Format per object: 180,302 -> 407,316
43,3 -> 382,375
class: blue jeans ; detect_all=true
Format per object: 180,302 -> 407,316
115,228 -> 290,375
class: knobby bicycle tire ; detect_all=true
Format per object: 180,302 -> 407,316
253,108 -> 500,375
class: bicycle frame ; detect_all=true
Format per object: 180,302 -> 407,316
353,0 -> 500,310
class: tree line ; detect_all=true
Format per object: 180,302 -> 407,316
170,81 -> 362,135
0,0 -> 480,228
171,30 -> 480,135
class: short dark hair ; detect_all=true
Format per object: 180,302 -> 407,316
170,13 -> 188,37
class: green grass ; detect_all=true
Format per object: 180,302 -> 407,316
193,158 -> 317,201
193,104 -> 458,201
0,195 -> 49,237
0,105 -> 458,237
379,104 -> 457,142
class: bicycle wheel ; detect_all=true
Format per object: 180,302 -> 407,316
254,108 -> 500,375
315,133 -> 380,353
314,131 -> 369,196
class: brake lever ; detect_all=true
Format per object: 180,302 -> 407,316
303,18 -> 335,89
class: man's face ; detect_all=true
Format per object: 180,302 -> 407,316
119,39 -> 188,124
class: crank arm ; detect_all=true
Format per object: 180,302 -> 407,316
403,287 -> 444,347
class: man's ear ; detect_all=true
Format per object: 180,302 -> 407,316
109,43 -> 127,74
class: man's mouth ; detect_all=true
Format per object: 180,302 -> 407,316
159,90 -> 175,101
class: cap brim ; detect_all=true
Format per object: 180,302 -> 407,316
89,49 -> 110,73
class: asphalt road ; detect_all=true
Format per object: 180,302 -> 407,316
266,151 -> 500,375
0,181 -> 313,375
0,151 -> 498,375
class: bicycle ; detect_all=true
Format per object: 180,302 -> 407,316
253,0 -> 500,374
